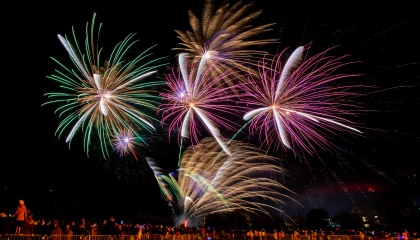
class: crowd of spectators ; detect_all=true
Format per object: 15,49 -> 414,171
1,213 -> 418,240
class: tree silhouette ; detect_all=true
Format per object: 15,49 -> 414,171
306,208 -> 330,230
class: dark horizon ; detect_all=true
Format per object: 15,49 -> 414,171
1,0 -> 419,226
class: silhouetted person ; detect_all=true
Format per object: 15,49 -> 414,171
51,219 -> 63,240
64,224 -> 74,240
12,199 -> 27,234
34,219 -> 49,236
104,216 -> 117,235
21,214 -> 35,234
0,212 -> 11,234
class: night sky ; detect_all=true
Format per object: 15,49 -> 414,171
1,0 -> 419,223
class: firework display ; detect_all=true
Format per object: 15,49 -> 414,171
42,0 -> 412,225
159,53 -> 245,156
152,137 -> 298,220
239,45 -> 366,155
172,0 -> 278,89
43,13 -> 167,158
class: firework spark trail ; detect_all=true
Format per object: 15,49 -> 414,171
160,137 -> 298,220
145,157 -> 174,204
239,45 -> 368,155
42,13 -> 168,158
173,0 -> 278,90
159,54 -> 246,157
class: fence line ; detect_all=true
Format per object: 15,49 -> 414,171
1,234 -> 418,240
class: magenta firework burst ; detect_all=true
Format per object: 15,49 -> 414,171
239,45 -> 366,155
159,54 -> 245,156
111,128 -> 143,161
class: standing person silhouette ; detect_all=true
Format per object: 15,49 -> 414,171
12,199 -> 27,234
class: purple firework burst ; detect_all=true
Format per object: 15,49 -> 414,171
159,54 -> 245,156
239,45 -> 368,155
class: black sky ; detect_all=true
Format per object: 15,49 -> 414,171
1,0 -> 419,222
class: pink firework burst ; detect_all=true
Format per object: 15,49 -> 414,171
159,54 -> 245,156
111,128 -> 142,161
239,45 -> 368,155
